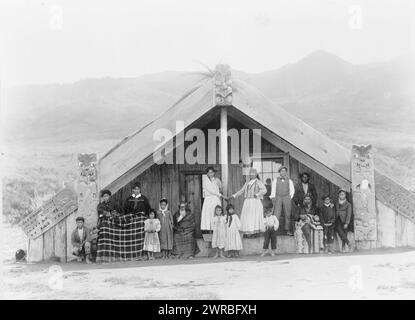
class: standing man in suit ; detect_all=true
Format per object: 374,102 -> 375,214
293,172 -> 318,207
270,166 -> 295,235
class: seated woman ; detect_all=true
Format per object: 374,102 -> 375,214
172,201 -> 200,259
294,194 -> 323,254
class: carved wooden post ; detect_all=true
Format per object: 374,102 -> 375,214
76,153 -> 99,228
351,145 -> 377,249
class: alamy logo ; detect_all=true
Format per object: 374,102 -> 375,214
153,121 -> 262,165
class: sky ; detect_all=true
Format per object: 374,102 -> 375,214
0,0 -> 414,86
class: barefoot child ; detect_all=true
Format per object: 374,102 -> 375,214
224,204 -> 243,258
143,209 -> 161,260
157,198 -> 173,259
261,208 -> 279,256
211,205 -> 226,258
319,194 -> 336,254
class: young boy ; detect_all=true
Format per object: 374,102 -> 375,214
71,216 -> 91,263
335,189 -> 352,253
261,208 -> 279,256
319,194 -> 337,254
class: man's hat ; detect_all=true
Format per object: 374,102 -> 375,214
321,194 -> 331,200
100,189 -> 111,197
249,167 -> 258,175
75,216 -> 85,222
338,188 -> 348,195
278,166 -> 288,173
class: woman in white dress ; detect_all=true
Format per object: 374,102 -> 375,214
200,167 -> 224,231
229,168 -> 266,235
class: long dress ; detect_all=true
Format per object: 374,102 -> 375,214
157,207 -> 174,251
143,218 -> 161,252
201,177 -> 222,231
211,215 -> 226,249
173,210 -> 200,258
233,178 -> 267,234
225,214 -> 243,251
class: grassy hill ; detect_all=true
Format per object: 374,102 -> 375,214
2,51 -> 415,223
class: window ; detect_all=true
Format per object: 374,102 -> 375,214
251,153 -> 289,183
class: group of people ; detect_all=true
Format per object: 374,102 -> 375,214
71,166 -> 353,263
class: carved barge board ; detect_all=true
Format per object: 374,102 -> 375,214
375,171 -> 415,224
20,187 -> 78,240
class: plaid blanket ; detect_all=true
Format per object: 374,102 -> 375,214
96,213 -> 146,262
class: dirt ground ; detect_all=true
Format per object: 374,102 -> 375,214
2,223 -> 415,300
2,248 -> 415,300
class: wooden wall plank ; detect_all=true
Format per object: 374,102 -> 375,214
54,219 -> 67,262
66,212 -> 78,262
43,227 -> 55,260
27,236 -> 43,262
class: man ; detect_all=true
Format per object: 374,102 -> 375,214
270,166 -> 295,235
71,216 -> 92,263
124,182 -> 151,217
293,172 -> 317,207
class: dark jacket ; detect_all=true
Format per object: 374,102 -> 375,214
123,195 -> 150,216
335,200 -> 352,225
293,182 -> 317,206
319,203 -> 337,226
71,227 -> 90,246
97,202 -> 114,220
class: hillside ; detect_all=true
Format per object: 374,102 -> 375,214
2,51 -> 415,223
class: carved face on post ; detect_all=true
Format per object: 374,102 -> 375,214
78,153 -> 97,184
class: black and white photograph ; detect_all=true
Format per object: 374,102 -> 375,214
1,0 -> 415,303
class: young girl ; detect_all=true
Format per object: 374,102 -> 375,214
143,209 -> 161,260
157,198 -> 174,259
224,204 -> 243,258
211,205 -> 226,258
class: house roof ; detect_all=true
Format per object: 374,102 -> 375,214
98,68 -> 415,223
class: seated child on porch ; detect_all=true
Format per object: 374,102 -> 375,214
71,216 -> 92,264
319,194 -> 336,254
224,204 -> 243,258
211,205 -> 226,258
143,209 -> 161,260
89,226 -> 99,262
261,207 -> 279,257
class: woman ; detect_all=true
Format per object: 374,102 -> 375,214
335,189 -> 352,253
172,201 -> 200,259
229,168 -> 266,235
200,166 -> 224,231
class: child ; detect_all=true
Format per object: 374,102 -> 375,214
211,205 -> 226,258
319,194 -> 337,254
224,204 -> 243,258
71,216 -> 91,263
335,189 -> 352,253
88,226 -> 99,262
143,209 -> 161,260
157,198 -> 174,259
261,208 -> 279,256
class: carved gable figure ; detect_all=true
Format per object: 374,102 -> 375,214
214,64 -> 232,106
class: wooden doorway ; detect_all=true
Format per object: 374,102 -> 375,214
184,174 -> 203,238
